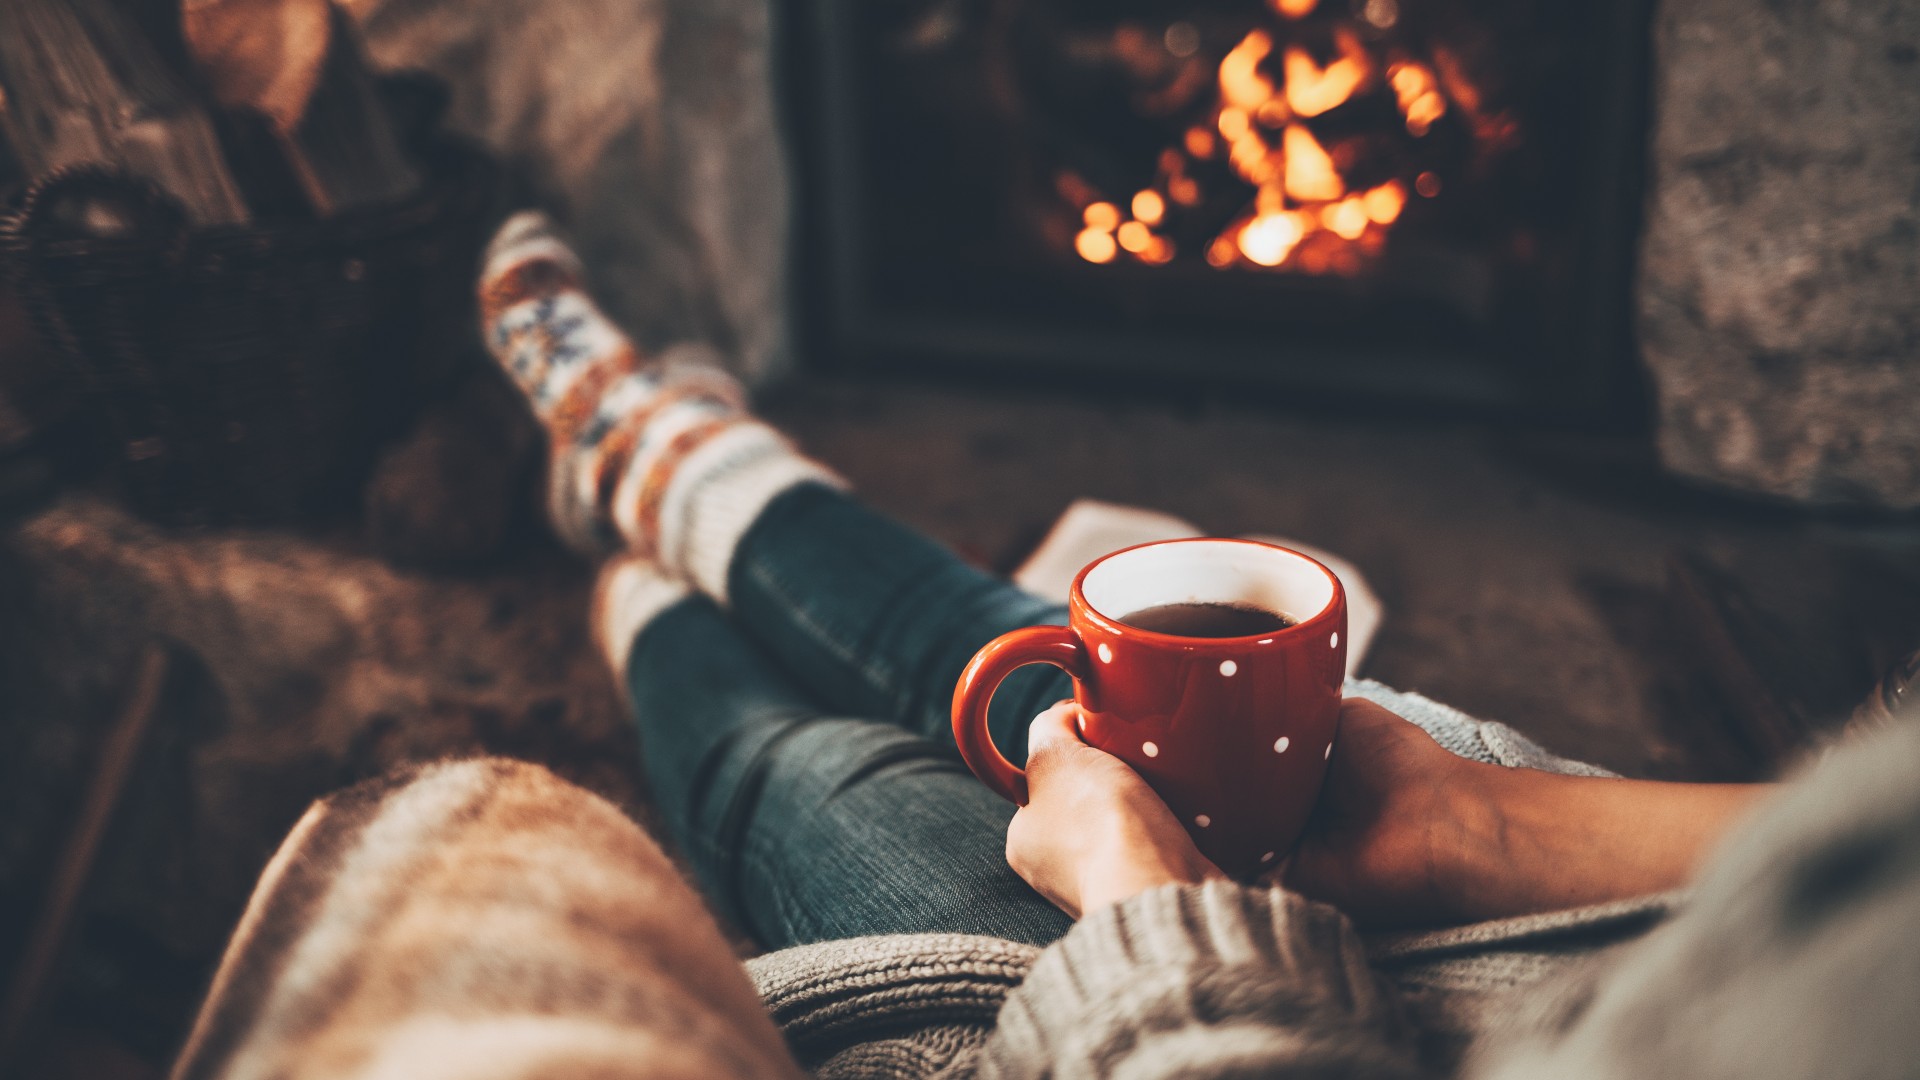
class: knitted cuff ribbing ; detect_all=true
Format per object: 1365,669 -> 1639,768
592,556 -> 693,678
657,429 -> 848,605
980,882 -> 1420,1080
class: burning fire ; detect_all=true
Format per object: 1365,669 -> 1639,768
1068,0 -> 1503,275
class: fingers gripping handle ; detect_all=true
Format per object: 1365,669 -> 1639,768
952,625 -> 1090,805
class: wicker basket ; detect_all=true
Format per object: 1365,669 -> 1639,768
0,105 -> 500,526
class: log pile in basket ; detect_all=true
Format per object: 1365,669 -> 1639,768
0,0 -> 507,533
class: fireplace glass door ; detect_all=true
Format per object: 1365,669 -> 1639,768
786,0 -> 1652,417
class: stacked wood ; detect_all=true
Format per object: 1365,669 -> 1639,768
0,0 -> 494,530
185,0 -> 420,217
0,0 -> 247,225
0,0 -> 424,224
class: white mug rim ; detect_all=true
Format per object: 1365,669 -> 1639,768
1072,537 -> 1342,645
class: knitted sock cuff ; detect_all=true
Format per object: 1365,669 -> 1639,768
654,424 -> 848,605
481,210 -> 584,286
592,556 -> 693,679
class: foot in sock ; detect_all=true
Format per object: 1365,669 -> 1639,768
478,211 -> 842,599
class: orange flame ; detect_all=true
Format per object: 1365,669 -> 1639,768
1069,1 -> 1482,271
1389,62 -> 1447,135
1283,125 -> 1343,202
1238,211 -> 1307,266
1323,195 -> 1370,240
1219,31 -> 1275,113
1217,106 -> 1252,141
1362,181 -> 1405,224
1231,134 -> 1275,184
1284,32 -> 1370,117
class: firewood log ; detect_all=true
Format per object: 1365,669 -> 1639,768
184,0 -> 421,216
0,0 -> 248,225
182,0 -> 335,131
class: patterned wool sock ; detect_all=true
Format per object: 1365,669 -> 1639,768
478,212 -> 844,601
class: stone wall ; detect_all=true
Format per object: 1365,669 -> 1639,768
1638,0 -> 1920,508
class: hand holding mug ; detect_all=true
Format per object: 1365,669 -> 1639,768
953,539 -> 1348,877
1007,700 -> 1225,917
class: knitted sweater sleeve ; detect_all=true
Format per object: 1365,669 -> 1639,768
976,881 -> 1426,1079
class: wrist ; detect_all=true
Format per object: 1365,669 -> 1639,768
1076,865 -> 1181,916
1076,834 -> 1219,915
1430,760 -> 1557,922
1451,768 -> 1769,918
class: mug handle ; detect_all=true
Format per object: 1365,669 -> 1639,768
951,625 -> 1091,805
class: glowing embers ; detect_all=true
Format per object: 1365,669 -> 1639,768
1074,201 -> 1120,263
1389,60 -> 1447,136
1131,189 -> 1166,226
1077,198 -> 1173,266
1066,6 -> 1506,275
1233,211 -> 1305,267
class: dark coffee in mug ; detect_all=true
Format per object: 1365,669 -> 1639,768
1120,601 -> 1296,638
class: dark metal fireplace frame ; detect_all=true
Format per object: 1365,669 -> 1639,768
781,0 -> 1657,422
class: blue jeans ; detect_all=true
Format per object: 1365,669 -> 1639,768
627,484 -> 1078,948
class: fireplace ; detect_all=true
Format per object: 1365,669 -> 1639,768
784,0 -> 1653,417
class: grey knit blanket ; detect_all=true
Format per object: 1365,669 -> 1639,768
748,708 -> 1920,1079
748,699 -> 1667,1077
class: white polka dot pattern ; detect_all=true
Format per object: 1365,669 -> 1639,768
1219,659 -> 1238,677
1142,741 -> 1160,757
1274,736 -> 1290,753
1261,851 -> 1276,863
1194,814 -> 1211,828
1325,743 -> 1333,760
1331,632 -> 1340,648
1097,642 -> 1113,664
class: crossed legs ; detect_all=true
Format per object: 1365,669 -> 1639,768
622,484 -> 1077,948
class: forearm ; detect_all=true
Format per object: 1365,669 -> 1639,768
1444,763 -> 1771,921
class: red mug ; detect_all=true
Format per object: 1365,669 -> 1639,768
952,538 -> 1347,877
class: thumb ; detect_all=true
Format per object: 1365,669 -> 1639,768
1026,700 -> 1084,761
